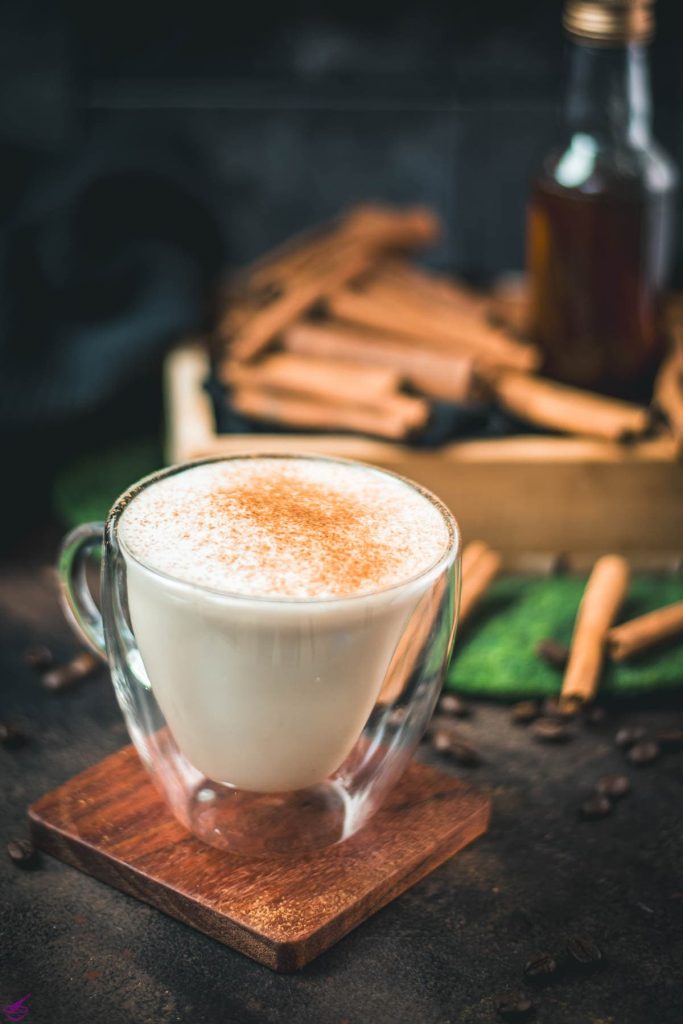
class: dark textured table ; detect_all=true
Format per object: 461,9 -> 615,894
1,550 -> 682,1024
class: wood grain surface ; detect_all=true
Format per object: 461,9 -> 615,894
29,745 -> 490,971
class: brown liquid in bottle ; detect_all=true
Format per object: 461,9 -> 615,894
528,176 -> 672,400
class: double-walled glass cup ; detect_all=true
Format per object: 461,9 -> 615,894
59,455 -> 461,857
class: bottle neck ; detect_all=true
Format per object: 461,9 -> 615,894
565,40 -> 652,149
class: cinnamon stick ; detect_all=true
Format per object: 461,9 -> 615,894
367,261 -> 489,318
461,540 -> 491,580
225,205 -> 442,363
653,349 -> 683,454
459,542 -> 502,625
221,352 -> 401,407
327,287 -> 540,372
357,274 -> 494,342
341,204 -> 441,249
216,298 -> 259,342
241,223 -> 336,296
378,576 -> 449,704
237,205 -> 437,299
230,385 -> 429,440
561,555 -> 631,703
489,369 -> 652,442
228,239 -> 373,361
283,319 -> 475,402
606,600 -> 683,661
486,276 -> 531,337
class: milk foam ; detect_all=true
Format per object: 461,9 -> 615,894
119,457 -> 449,599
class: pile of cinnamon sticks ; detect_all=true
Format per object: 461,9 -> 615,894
215,203 -> 683,449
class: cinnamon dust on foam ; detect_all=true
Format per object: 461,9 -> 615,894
207,477 -> 407,597
120,459 -> 448,599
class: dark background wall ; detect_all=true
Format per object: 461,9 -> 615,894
6,2 -> 683,275
1,1 -> 681,537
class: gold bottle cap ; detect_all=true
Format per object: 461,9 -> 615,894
563,0 -> 654,45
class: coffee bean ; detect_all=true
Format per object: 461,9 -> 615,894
530,717 -> 571,743
523,953 -> 558,983
450,740 -> 481,766
248,281 -> 284,308
615,726 -> 645,748
495,991 -> 535,1020
431,729 -> 481,765
536,638 -> 569,669
432,729 -> 453,753
7,838 -> 38,869
595,773 -> 631,799
627,740 -> 660,766
583,704 -> 607,726
0,722 -> 28,750
512,700 -> 541,725
655,728 -> 683,751
42,651 -> 99,692
579,794 -> 612,820
24,645 -> 53,670
543,696 -> 582,720
566,934 -> 603,967
438,693 -> 471,718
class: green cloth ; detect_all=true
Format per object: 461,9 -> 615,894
447,575 -> 683,699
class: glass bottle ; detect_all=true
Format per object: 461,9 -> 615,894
527,0 -> 678,399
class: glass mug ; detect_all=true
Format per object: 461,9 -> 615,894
59,455 -> 461,857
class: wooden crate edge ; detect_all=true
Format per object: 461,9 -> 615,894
164,343 -> 679,467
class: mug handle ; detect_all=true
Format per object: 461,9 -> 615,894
58,523 -> 107,660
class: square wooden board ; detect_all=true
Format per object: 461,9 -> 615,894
29,745 -> 490,971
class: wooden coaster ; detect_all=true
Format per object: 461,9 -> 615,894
29,745 -> 490,971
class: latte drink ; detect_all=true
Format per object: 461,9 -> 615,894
119,456 -> 451,793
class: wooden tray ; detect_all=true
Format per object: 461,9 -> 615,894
164,344 -> 683,568
29,745 -> 490,972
